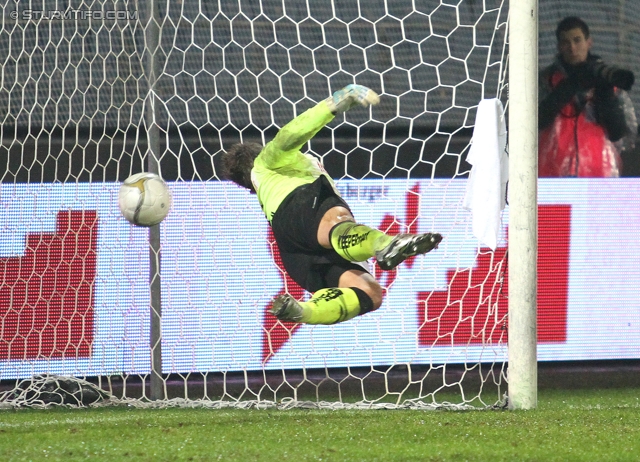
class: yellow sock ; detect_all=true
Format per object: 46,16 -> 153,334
330,222 -> 393,262
300,288 -> 363,325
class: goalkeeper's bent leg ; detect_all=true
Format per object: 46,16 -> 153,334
270,287 -> 376,325
329,221 -> 394,262
330,221 -> 443,271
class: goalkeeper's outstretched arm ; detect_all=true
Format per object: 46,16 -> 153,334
220,85 -> 380,189
260,85 -> 380,169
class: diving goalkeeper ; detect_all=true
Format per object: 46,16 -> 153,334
220,85 -> 442,325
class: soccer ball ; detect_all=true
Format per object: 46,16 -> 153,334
118,172 -> 172,227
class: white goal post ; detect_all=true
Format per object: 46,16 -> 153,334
0,0 -> 534,410
508,0 -> 539,410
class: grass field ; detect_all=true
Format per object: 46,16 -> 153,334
0,387 -> 639,461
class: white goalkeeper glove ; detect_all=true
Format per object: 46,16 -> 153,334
324,84 -> 380,114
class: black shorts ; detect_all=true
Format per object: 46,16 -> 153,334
270,175 -> 371,293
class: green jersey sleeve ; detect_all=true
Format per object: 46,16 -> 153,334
251,102 -> 339,222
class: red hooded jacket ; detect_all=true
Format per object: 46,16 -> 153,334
538,56 -> 630,177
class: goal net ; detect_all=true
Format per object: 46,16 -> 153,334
0,0 -> 512,409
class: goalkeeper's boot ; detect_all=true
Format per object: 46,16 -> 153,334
375,233 -> 443,271
270,295 -> 305,323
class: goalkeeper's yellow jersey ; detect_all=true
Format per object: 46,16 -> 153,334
251,102 -> 340,223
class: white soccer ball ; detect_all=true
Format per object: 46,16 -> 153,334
118,172 -> 172,227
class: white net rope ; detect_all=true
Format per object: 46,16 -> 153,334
0,375 -> 491,410
0,0 -> 515,409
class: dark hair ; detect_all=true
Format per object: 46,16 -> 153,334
219,142 -> 262,192
556,16 -> 590,41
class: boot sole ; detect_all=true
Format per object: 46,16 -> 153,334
377,233 -> 442,271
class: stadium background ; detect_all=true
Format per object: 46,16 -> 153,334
1,0 -> 638,183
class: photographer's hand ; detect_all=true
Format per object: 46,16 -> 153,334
608,69 -> 634,91
539,76 -> 581,130
590,60 -> 634,91
592,68 -> 631,142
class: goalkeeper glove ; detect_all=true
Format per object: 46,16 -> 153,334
325,84 -> 380,114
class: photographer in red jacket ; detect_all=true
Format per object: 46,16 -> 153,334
539,16 -> 636,177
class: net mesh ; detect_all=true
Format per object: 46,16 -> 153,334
0,375 -> 111,408
0,0 -> 518,409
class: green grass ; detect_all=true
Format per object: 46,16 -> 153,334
1,388 -> 639,461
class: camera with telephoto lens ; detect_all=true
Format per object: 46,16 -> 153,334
590,61 -> 635,91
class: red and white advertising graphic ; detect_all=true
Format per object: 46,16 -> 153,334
0,179 -> 639,378
0,210 -> 97,360
418,204 -> 571,347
